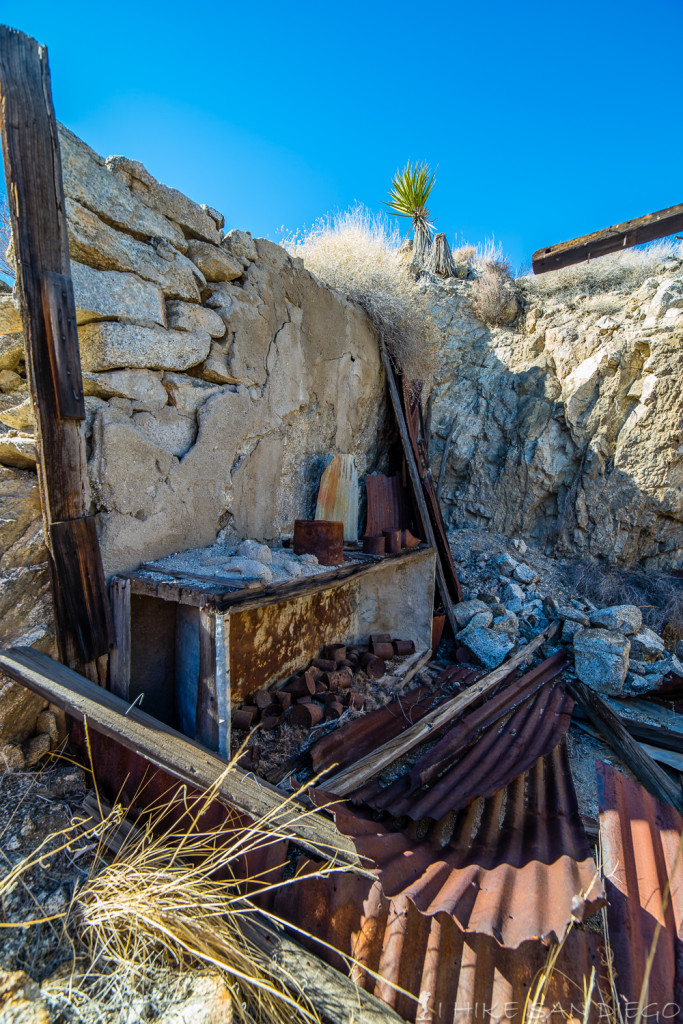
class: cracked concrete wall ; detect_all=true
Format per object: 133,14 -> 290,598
0,127 -> 388,746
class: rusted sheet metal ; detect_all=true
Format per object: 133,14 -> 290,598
229,584 -> 355,702
273,869 -> 607,1023
365,473 -> 407,536
229,549 -> 436,703
598,761 -> 683,1011
315,454 -> 359,542
316,741 -> 604,948
311,666 -> 478,775
351,656 -> 572,819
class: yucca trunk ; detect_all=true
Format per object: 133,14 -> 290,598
425,232 -> 456,277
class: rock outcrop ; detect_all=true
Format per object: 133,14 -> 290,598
427,259 -> 683,570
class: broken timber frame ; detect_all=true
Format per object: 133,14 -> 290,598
0,646 -> 370,870
532,201 -> 683,274
0,27 -> 113,679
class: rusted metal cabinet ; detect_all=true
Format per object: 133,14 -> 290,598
111,547 -> 436,759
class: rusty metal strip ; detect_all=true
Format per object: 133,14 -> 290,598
315,741 -> 603,948
597,761 -> 683,1012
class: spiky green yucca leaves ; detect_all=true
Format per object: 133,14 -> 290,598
385,161 -> 436,261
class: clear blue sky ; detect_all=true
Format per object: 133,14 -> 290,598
2,0 -> 682,271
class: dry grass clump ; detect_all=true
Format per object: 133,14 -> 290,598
520,239 -> 683,303
0,750 -> 354,1024
565,558 -> 683,643
469,262 -> 519,327
282,205 -> 440,384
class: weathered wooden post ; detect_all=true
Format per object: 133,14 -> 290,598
0,26 -> 113,681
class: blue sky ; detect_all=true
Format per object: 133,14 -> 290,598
2,0 -> 682,271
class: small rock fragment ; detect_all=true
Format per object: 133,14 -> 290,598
629,627 -> 665,661
512,563 -> 539,585
589,604 -> 643,636
458,624 -> 515,669
23,733 -> 51,768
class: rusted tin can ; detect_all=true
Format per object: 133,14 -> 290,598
431,613 -> 446,652
293,519 -> 344,566
383,529 -> 402,554
362,534 -> 385,556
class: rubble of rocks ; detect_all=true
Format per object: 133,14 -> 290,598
150,536 -> 331,586
448,529 -> 682,695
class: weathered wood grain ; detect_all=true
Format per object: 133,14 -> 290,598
0,646 -> 368,869
0,28 -> 110,671
533,202 -> 683,274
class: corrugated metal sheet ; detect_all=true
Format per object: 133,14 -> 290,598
365,473 -> 406,536
316,741 -> 604,948
598,761 -> 683,1012
349,653 -> 571,818
315,454 -> 359,542
273,868 -> 607,1023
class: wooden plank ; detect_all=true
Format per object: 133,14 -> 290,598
532,202 -> 683,274
568,679 -> 683,814
41,271 -> 85,419
0,646 -> 367,870
50,517 -> 113,662
324,622 -> 558,796
108,577 -> 131,700
380,346 -> 460,640
196,608 -> 219,751
82,793 -> 403,1024
0,28 -> 109,675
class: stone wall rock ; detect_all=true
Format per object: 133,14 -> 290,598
0,127 -> 389,746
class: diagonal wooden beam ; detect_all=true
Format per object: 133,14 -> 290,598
532,202 -> 683,274
0,26 -> 112,676
0,646 -> 368,870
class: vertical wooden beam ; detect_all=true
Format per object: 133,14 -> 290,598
196,608 -> 219,752
381,346 -> 460,640
0,26 -> 111,675
109,578 -> 131,700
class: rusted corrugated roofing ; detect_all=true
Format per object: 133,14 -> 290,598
598,761 -> 683,1012
349,652 -> 571,818
365,473 -> 407,536
273,866 -> 606,1023
315,741 -> 603,948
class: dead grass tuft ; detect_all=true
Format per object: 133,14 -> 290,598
565,558 -> 683,644
281,206 -> 441,384
469,262 -> 519,327
520,239 -> 683,303
0,747 -> 356,1024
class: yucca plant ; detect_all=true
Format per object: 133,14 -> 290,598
384,161 -> 436,264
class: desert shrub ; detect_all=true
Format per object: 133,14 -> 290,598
469,262 -> 519,327
281,206 -> 440,384
520,239 -> 683,302
0,195 -> 14,283
565,558 -> 683,642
